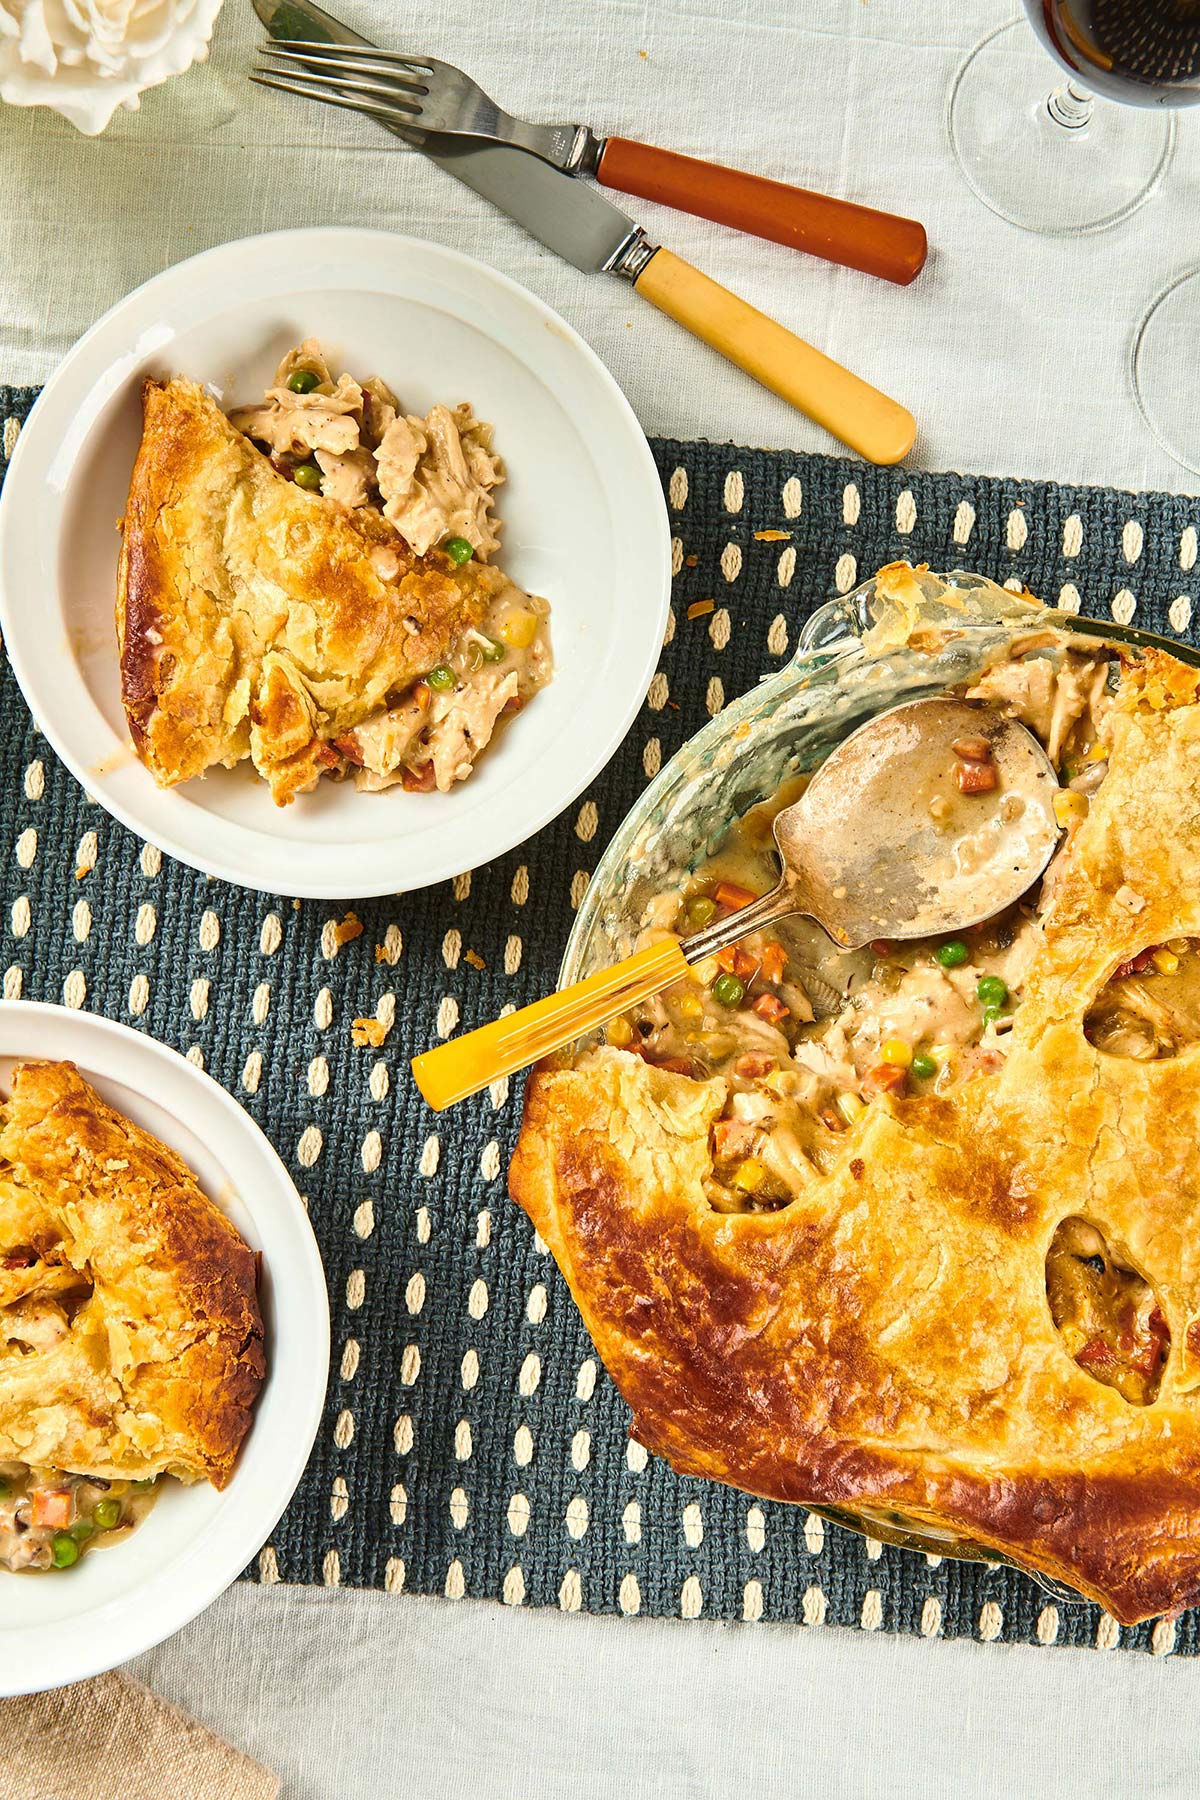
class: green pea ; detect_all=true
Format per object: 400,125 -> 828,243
443,536 -> 475,566
976,975 -> 1008,1008
0,1481 -> 9,1500
687,896 -> 717,929
712,973 -> 745,1008
934,939 -> 970,969
428,664 -> 456,691
69,1517 -> 96,1543
131,1478 -> 156,1491
50,1533 -> 79,1568
292,460 -> 323,492
480,637 -> 506,663
911,1053 -> 938,1081
982,1004 -> 1006,1028
93,1498 -> 123,1530
286,369 -> 321,395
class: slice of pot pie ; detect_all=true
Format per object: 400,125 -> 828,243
510,608 -> 1200,1624
117,372 -> 550,806
0,1061 -> 264,1516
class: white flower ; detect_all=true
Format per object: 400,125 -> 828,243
0,0 -> 224,134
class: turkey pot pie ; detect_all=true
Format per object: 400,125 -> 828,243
117,341 -> 552,806
0,1061 -> 264,1572
510,601 -> 1200,1623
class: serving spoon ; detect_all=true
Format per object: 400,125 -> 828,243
411,697 -> 1061,1111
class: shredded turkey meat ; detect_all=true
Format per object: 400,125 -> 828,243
375,405 -> 503,558
229,339 -> 504,561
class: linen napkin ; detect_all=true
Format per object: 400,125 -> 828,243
0,1671 -> 279,1800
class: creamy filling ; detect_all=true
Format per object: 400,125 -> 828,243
607,636 -> 1120,1215
1045,1219 -> 1168,1406
0,1462 -> 159,1573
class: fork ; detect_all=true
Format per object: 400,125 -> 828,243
252,41 -> 928,286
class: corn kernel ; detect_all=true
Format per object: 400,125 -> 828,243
497,608 -> 539,649
1152,947 -> 1180,975
607,1017 -> 633,1048
836,1091 -> 866,1126
880,1038 -> 913,1068
731,1157 -> 766,1193
676,991 -> 704,1020
1053,790 -> 1089,827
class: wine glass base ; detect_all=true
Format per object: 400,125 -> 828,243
1133,268 -> 1200,475
949,19 -> 1176,236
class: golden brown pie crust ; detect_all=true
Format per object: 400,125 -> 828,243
0,1061 -> 264,1488
510,645 -> 1200,1623
117,376 -> 515,805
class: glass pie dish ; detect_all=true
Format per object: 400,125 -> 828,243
560,564 -> 1200,1602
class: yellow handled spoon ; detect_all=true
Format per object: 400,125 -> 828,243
411,698 -> 1061,1111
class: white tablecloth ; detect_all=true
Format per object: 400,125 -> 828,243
3,0 -> 1199,1791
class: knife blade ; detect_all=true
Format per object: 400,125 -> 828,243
251,0 -> 917,464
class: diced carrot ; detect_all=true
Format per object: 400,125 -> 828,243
752,993 -> 789,1023
861,1064 -> 907,1097
413,681 -> 431,709
715,946 -> 740,973
713,1118 -> 755,1159
951,735 -> 992,763
313,741 -> 341,769
331,735 -> 363,767
734,1053 -> 776,1080
31,1489 -> 73,1529
1076,1337 -> 1117,1371
760,941 -> 788,983
656,1056 -> 696,1077
956,761 -> 997,794
714,881 -> 757,911
401,763 -> 436,792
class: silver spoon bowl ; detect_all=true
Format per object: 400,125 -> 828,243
681,695 -> 1061,965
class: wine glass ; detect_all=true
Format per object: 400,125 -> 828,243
951,4 -> 1200,471
950,4 -> 1200,237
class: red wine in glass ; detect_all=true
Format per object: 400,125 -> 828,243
1025,0 -> 1200,106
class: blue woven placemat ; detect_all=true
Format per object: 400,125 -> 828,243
2,384 -> 1199,1655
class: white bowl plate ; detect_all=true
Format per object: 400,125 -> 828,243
0,1002 -> 329,1696
0,228 -> 671,897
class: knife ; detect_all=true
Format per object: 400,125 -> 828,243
252,0 -> 917,465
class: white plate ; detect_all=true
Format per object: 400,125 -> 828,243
0,228 -> 671,898
0,1003 -> 329,1696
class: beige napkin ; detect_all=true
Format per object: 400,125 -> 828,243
0,1670 -> 280,1800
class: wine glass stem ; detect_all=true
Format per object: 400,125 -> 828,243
1046,80 -> 1094,131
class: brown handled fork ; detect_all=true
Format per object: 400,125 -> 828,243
252,41 -> 928,286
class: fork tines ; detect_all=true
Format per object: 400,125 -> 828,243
250,63 -> 423,139
254,53 -> 424,115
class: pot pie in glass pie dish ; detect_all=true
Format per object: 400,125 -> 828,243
509,565 -> 1200,1624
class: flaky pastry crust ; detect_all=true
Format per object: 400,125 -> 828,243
117,377 -> 515,804
510,646 -> 1200,1623
0,1061 -> 264,1488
